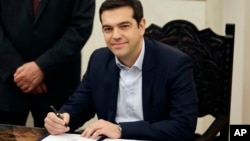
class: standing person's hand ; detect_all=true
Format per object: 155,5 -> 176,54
31,82 -> 48,95
44,112 -> 70,135
14,61 -> 44,93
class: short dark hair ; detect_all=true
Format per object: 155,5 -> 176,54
99,0 -> 144,26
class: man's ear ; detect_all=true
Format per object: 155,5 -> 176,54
139,18 -> 146,29
139,18 -> 146,35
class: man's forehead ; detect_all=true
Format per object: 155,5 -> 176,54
101,13 -> 135,26
101,6 -> 133,20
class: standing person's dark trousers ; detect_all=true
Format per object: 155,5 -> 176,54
0,0 -> 95,127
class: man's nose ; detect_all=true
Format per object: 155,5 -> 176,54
112,28 -> 122,39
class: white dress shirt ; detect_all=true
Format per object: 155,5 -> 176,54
115,40 -> 145,123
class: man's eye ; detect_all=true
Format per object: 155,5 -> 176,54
121,24 -> 130,29
103,28 -> 112,33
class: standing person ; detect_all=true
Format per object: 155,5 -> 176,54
0,0 -> 95,127
44,0 -> 198,140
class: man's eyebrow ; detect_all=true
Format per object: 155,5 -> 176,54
119,21 -> 132,25
102,21 -> 132,28
102,25 -> 111,28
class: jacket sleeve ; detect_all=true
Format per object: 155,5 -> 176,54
35,0 -> 95,77
0,22 -> 26,81
58,50 -> 99,131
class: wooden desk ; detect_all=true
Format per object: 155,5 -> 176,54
0,124 -> 47,141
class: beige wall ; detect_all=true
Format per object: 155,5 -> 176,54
243,0 -> 250,123
206,0 -> 223,33
222,0 -> 249,124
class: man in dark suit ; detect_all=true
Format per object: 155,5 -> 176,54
0,0 -> 95,127
44,0 -> 198,140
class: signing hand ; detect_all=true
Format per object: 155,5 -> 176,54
14,61 -> 44,93
82,119 -> 121,139
44,112 -> 70,135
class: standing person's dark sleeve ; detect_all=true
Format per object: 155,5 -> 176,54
35,0 -> 95,78
0,17 -> 26,81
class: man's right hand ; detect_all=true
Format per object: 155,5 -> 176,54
44,112 -> 70,135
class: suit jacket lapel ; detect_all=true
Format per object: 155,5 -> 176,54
142,38 -> 156,122
104,58 -> 120,122
34,0 -> 49,25
24,0 -> 33,18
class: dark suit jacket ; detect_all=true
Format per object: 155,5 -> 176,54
0,0 -> 95,111
60,38 -> 198,141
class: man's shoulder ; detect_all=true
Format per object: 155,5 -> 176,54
92,47 -> 112,56
90,47 -> 114,62
145,37 -> 188,58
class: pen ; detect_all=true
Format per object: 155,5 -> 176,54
50,105 -> 68,127
96,135 -> 107,141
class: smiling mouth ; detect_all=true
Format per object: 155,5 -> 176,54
112,42 -> 127,48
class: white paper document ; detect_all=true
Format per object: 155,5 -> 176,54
42,133 -> 143,141
42,133 -> 95,141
